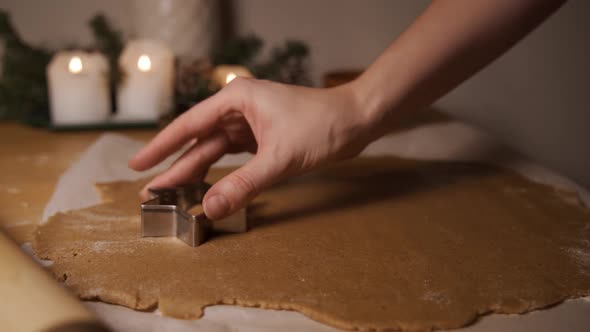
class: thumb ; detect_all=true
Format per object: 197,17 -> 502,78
203,155 -> 280,220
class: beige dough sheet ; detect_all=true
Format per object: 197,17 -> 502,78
33,157 -> 590,331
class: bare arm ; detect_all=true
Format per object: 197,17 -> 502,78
130,0 -> 565,220
356,0 -> 565,136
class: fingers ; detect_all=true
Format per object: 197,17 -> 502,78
129,86 -> 242,171
203,154 -> 283,220
139,131 -> 230,200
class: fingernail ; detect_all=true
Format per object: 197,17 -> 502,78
204,195 -> 230,220
139,187 -> 149,201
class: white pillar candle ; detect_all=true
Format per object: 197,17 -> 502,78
212,65 -> 254,88
117,40 -> 174,121
47,52 -> 111,125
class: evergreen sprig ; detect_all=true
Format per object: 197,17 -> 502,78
0,9 -> 53,122
212,35 -> 263,66
254,40 -> 310,85
175,36 -> 311,114
89,14 -> 124,100
0,11 -> 125,123
0,10 -> 311,124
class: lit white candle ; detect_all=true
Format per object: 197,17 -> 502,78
116,40 -> 174,121
212,65 -> 254,88
47,52 -> 111,125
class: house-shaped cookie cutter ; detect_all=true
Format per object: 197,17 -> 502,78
140,182 -> 247,246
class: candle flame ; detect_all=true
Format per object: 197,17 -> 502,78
137,55 -> 152,72
225,72 -> 237,84
68,56 -> 83,74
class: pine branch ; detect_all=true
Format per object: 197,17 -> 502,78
89,14 -> 124,101
176,36 -> 312,115
253,39 -> 311,85
0,10 -> 52,121
212,35 -> 263,66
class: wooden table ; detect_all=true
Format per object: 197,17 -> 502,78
0,123 -> 157,244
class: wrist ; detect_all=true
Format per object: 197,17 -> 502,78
346,74 -> 393,141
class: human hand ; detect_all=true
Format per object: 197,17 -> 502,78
129,78 -> 379,220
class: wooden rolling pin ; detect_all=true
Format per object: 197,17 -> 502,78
0,230 -> 109,332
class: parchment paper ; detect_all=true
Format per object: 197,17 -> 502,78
37,121 -> 590,332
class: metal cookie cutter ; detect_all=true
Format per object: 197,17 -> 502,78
141,182 -> 247,246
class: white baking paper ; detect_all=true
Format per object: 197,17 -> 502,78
38,121 -> 590,332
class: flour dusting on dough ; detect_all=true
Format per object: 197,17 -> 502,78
91,240 -> 138,254
35,153 -> 50,166
421,291 -> 451,305
77,210 -> 138,222
6,219 -> 33,228
5,187 -> 22,194
564,247 -> 590,276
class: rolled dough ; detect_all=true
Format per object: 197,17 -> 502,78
33,157 -> 590,331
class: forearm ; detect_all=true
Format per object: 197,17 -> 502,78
352,0 -> 565,137
130,0 -> 566,219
